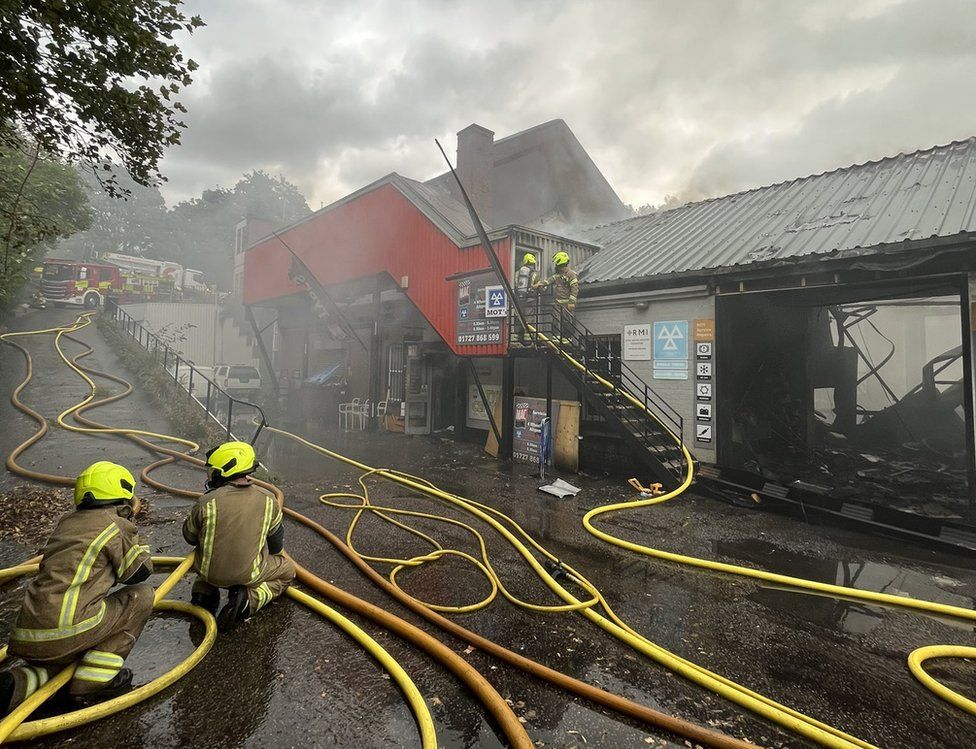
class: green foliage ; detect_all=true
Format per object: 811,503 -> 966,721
96,311 -> 222,446
55,169 -> 310,286
0,134 -> 90,309
0,0 -> 204,196
168,170 -> 310,285
55,167 -> 170,260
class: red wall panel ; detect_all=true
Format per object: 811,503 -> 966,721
244,183 -> 510,356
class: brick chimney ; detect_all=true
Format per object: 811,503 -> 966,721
456,124 -> 494,224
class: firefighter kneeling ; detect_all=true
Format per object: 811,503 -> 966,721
184,441 -> 295,633
0,462 -> 154,714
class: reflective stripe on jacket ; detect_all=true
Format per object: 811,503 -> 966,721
183,482 -> 282,588
13,508 -> 151,643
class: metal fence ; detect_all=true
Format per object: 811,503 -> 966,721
104,299 -> 267,445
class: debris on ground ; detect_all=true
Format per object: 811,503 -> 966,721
538,478 -> 581,498
0,485 -> 72,548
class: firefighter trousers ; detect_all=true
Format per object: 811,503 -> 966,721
6,583 -> 153,704
191,553 -> 295,613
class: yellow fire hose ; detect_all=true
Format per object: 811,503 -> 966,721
55,327 -> 535,748
0,555 -> 214,743
534,328 -> 976,728
8,310 -> 972,747
0,315 -> 439,748
52,318 -> 750,748
261,330 -> 976,748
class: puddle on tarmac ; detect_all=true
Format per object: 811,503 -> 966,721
713,539 -> 975,634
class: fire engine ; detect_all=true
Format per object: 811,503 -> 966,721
40,259 -> 175,307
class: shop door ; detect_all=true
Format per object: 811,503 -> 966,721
404,345 -> 431,435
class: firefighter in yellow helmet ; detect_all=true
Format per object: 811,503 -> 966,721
512,252 -> 541,345
536,251 -> 579,344
183,441 -> 295,632
0,462 -> 153,714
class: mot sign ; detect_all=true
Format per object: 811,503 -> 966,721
623,324 -> 652,361
484,285 -> 508,317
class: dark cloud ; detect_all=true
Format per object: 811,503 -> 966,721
159,0 -> 976,212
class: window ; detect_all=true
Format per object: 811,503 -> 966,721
229,366 -> 259,379
43,264 -> 74,281
585,334 -> 621,380
235,225 -> 246,255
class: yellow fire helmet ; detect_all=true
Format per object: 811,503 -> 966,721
522,253 -> 537,266
74,461 -> 136,506
552,251 -> 570,267
205,441 -> 256,479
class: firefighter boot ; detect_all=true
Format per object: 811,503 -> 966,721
71,668 -> 133,707
0,672 -> 13,716
217,585 -> 250,633
191,587 -> 220,615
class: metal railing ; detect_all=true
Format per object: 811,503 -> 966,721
511,296 -> 686,481
104,299 -> 267,445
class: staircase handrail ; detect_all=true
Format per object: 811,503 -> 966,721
513,298 -> 685,453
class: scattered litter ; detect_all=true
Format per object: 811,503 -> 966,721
538,478 -> 580,498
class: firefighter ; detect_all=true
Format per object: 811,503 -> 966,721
0,462 -> 154,714
183,441 -> 295,633
536,251 -> 579,345
513,252 -> 540,344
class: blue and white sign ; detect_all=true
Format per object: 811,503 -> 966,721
484,285 -> 508,317
653,320 -> 689,380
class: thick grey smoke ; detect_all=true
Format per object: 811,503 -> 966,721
164,0 -> 976,211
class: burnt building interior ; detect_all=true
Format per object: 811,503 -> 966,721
717,280 -> 972,523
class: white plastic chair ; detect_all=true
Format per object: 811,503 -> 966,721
356,399 -> 372,430
339,398 -> 360,430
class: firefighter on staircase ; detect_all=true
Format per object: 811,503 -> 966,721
535,251 -> 579,346
512,252 -> 540,345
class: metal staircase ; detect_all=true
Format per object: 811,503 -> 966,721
510,298 -> 690,488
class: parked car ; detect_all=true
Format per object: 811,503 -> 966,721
214,364 -> 261,395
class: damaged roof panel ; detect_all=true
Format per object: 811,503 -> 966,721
580,137 -> 976,284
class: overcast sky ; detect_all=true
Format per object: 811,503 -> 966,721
161,0 -> 976,211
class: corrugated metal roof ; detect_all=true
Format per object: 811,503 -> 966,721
580,137 -> 976,284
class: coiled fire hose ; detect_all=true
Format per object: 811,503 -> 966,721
25,309 -> 974,747
64,339 -> 746,749
0,554 -> 213,743
0,315 -> 447,749
534,326 -> 976,734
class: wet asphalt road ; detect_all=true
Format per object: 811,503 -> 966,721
0,307 -> 974,749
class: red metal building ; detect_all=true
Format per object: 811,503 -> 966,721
241,122 -> 616,441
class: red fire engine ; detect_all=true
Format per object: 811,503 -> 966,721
40,259 -> 174,307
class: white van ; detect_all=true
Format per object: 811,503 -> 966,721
214,364 -> 261,395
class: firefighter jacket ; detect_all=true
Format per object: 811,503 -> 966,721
540,268 -> 579,306
515,264 -> 539,296
12,507 -> 152,645
183,481 -> 284,588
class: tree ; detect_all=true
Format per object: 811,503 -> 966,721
0,1 -> 204,195
56,167 -> 172,260
0,134 -> 90,309
167,171 -> 310,286
50,169 -> 311,289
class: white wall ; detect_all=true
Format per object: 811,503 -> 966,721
121,302 -> 260,368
